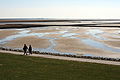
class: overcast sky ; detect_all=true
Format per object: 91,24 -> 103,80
0,0 -> 120,19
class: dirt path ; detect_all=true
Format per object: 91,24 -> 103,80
0,50 -> 120,66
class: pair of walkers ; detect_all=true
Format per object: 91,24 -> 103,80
23,44 -> 32,55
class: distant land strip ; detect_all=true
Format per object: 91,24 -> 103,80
0,19 -> 120,29
0,24 -> 120,29
0,19 -> 120,22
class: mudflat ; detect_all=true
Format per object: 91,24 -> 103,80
0,24 -> 120,58
0,30 -> 19,39
3,36 -> 50,49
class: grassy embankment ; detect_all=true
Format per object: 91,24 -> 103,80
0,53 -> 120,80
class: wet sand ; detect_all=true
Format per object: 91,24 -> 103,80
29,29 -> 60,33
44,34 -> 62,38
0,30 -> 19,39
98,28 -> 120,48
75,34 -> 92,39
70,27 -> 88,33
3,36 -> 50,49
0,26 -> 120,58
100,34 -> 120,47
102,34 -> 120,40
103,41 -> 120,48
101,28 -> 120,33
55,37 -> 120,58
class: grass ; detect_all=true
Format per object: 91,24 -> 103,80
0,53 -> 120,80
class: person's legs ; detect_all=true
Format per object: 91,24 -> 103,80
24,50 -> 25,55
29,50 -> 32,55
24,52 -> 25,55
30,52 -> 31,54
25,50 -> 27,55
30,51 -> 32,54
28,51 -> 30,55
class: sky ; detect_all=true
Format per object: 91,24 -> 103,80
0,0 -> 120,19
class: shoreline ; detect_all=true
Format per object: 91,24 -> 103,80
0,49 -> 120,66
0,26 -> 120,59
0,47 -> 120,62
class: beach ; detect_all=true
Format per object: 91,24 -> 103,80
0,20 -> 120,58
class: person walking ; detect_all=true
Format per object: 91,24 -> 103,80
28,45 -> 32,55
23,44 -> 28,55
